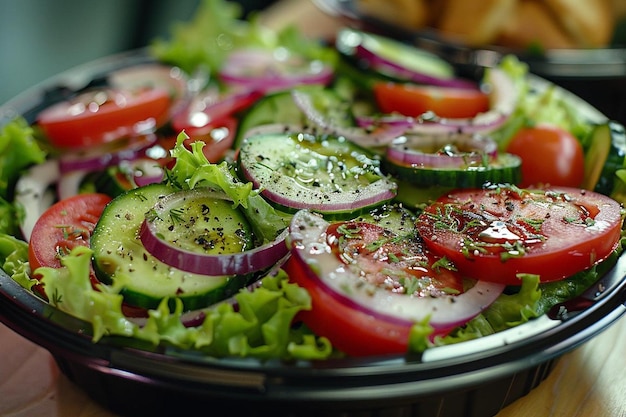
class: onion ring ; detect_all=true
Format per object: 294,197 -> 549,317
139,188 -> 289,276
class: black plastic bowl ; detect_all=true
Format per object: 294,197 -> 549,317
1,50 -> 626,417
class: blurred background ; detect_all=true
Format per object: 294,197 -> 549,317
1,0 -> 625,124
0,0 -> 276,104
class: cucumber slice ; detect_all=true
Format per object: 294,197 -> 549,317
394,179 -> 453,209
335,27 -> 456,84
237,132 -> 397,219
83,166 -> 134,197
383,153 -> 522,188
350,202 -> 418,237
583,121 -> 626,195
235,89 -> 309,148
91,183 -> 249,310
235,86 -> 352,148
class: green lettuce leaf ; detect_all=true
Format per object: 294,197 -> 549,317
37,246 -> 137,341
150,0 -> 275,75
167,132 -> 291,242
34,245 -> 331,360
492,55 -> 594,148
149,0 -> 337,83
0,117 -> 47,234
0,234 -> 33,290
430,251 -> 618,349
0,117 -> 47,200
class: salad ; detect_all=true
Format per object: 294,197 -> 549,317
0,0 -> 625,361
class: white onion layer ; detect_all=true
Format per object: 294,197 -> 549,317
359,68 -> 519,136
385,133 -> 498,168
219,48 -> 334,93
288,210 -> 505,330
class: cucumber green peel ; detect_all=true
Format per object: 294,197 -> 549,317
582,121 -> 626,202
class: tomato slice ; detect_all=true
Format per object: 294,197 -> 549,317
187,116 -> 238,163
373,81 -> 490,119
416,186 -> 624,285
284,255 -> 412,356
326,222 -> 465,297
28,193 -> 111,277
285,219 -> 466,356
506,123 -> 585,188
160,116 -> 238,168
171,87 -> 262,137
37,87 -> 171,149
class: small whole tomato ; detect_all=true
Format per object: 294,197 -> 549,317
506,123 -> 585,188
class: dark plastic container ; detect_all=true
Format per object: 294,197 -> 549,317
0,49 -> 625,417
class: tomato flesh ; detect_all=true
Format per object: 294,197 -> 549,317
28,193 -> 111,276
37,88 -> 171,149
416,186 -> 623,285
373,81 -> 490,119
286,220 -> 465,356
284,255 -> 411,356
506,124 -> 585,188
186,116 -> 238,163
326,222 -> 464,297
171,87 -> 262,137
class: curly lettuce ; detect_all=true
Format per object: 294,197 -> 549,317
33,245 -> 331,360
167,132 -> 291,242
0,117 -> 47,235
150,0 -> 337,78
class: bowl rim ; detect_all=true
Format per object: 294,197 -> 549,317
1,47 -> 625,412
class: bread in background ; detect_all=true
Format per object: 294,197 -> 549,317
357,0 -> 430,28
436,0 -> 516,46
545,0 -> 614,47
496,0 -> 577,49
613,0 -> 626,19
355,0 -> 619,49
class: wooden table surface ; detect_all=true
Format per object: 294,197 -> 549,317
1,1 -> 625,416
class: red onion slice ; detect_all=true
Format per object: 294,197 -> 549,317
291,90 -> 407,147
288,210 -> 505,332
386,133 -> 498,168
139,188 -> 289,276
336,27 -> 476,89
358,68 -> 518,136
171,86 -> 263,136
58,133 -> 158,174
129,158 -> 165,187
353,44 -> 477,90
219,48 -> 334,93
57,170 -> 90,201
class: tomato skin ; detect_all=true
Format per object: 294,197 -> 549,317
37,88 -> 171,149
283,256 -> 411,356
416,187 -> 623,285
186,116 -> 238,163
159,117 -> 238,169
284,220 -> 466,356
28,193 -> 112,274
506,124 -> 585,188
171,87 -> 262,137
373,81 -> 490,119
